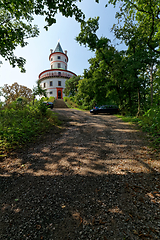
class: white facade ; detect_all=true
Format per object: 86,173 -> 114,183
50,52 -> 68,70
39,42 -> 76,99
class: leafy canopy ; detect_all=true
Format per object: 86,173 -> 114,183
63,75 -> 81,97
0,0 -> 85,71
2,82 -> 32,104
108,0 -> 160,54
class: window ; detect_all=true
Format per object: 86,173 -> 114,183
50,81 -> 53,86
65,66 -> 67,70
58,72 -> 61,76
51,57 -> 53,61
58,81 -> 61,86
44,82 -> 46,88
57,56 -> 61,59
50,91 -> 53,94
58,63 -> 61,68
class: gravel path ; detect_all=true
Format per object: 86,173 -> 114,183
0,109 -> 160,240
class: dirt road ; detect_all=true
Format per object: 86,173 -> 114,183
0,109 -> 160,239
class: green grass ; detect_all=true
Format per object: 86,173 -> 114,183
117,107 -> 160,150
0,102 -> 60,155
117,115 -> 140,123
64,97 -> 90,111
64,97 -> 78,109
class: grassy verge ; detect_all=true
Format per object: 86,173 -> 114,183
64,97 -> 78,109
0,102 -> 61,157
64,97 -> 89,111
117,109 -> 160,150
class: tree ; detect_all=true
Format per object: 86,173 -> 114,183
64,75 -> 81,97
76,18 -> 130,108
2,82 -> 32,104
108,0 -> 160,54
76,17 -> 100,51
111,12 -> 159,107
32,80 -> 47,105
0,0 -> 85,71
75,77 -> 96,108
76,13 -> 160,114
0,7 -> 39,72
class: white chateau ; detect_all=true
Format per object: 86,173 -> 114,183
39,42 -> 77,99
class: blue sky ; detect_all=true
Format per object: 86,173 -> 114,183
0,0 -> 123,95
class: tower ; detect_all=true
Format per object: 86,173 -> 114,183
39,42 -> 77,99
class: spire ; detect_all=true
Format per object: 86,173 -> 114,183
54,42 -> 64,53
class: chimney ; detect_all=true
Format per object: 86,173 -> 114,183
50,49 -> 53,53
64,50 -> 67,55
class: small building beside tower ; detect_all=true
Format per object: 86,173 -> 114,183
39,42 -> 77,99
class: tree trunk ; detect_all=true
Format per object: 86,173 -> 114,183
150,64 -> 153,106
33,96 -> 35,105
128,90 -> 132,109
136,87 -> 141,117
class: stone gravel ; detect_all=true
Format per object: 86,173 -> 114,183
0,109 -> 160,240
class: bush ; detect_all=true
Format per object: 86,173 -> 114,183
117,106 -> 160,148
139,107 -> 160,132
37,99 -> 48,116
0,102 -> 59,154
138,107 -> 160,146
64,97 -> 78,108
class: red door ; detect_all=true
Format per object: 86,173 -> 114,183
57,88 -> 63,99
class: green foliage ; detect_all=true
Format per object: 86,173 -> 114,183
75,77 -> 97,109
64,75 -> 81,97
32,81 -> 47,101
1,0 -> 85,71
76,17 -> 100,51
0,101 -> 59,154
37,99 -> 48,116
117,106 -> 160,148
109,0 -> 160,54
76,14 -> 160,115
64,97 -> 78,108
76,35 -> 131,109
0,6 -> 39,72
138,107 -> 160,146
48,96 -> 55,102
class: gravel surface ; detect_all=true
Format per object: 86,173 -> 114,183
0,109 -> 160,240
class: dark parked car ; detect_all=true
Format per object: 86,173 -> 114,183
90,105 -> 119,114
43,102 -> 53,109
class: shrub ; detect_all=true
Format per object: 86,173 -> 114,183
0,102 -> 59,154
64,97 -> 78,108
139,107 -> 160,133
